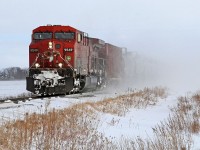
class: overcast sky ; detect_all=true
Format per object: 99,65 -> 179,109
0,0 -> 200,69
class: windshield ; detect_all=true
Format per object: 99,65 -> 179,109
55,32 -> 75,40
33,32 -> 52,40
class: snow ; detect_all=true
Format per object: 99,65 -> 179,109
98,94 -> 178,140
0,80 -> 28,98
0,80 -> 123,123
34,70 -> 64,87
192,135 -> 200,150
0,80 -> 200,148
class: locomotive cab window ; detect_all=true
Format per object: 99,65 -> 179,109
77,33 -> 82,43
55,32 -> 75,40
33,32 -> 52,40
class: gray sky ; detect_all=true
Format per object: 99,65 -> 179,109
0,0 -> 200,69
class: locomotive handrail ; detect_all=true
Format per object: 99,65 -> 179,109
58,52 -> 74,71
28,51 -> 74,72
29,53 -> 41,70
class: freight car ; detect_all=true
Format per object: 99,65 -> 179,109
26,25 -> 124,95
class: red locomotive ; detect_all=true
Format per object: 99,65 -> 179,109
26,25 -> 124,95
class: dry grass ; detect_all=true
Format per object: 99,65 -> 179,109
0,97 -> 113,149
119,92 -> 200,150
91,86 -> 167,116
4,86 -> 197,150
0,87 -> 168,149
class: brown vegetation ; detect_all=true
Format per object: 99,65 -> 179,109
2,87 -> 199,149
122,92 -> 200,150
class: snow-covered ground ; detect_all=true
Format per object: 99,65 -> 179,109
0,80 -> 28,98
0,80 -> 125,123
98,94 -> 178,140
0,80 -> 200,149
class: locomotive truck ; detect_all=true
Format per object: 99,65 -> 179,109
26,25 -> 124,95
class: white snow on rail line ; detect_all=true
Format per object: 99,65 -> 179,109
0,88 -> 124,124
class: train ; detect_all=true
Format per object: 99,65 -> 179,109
26,25 -> 125,95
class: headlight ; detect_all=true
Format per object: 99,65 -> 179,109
35,63 -> 40,68
49,42 -> 53,49
58,63 -> 63,68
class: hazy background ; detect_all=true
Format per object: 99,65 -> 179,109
0,0 -> 200,91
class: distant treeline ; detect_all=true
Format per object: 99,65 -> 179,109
0,67 -> 28,80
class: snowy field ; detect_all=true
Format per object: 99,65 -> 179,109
98,94 -> 178,140
0,80 -> 125,123
0,80 -> 200,149
0,80 -> 28,98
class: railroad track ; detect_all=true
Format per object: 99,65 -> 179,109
0,86 -> 112,106
0,90 -> 97,105
0,94 -> 67,104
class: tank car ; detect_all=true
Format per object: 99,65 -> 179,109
26,25 -> 124,95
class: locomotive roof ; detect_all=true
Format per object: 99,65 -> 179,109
33,25 -> 80,33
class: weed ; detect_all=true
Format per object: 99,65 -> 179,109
6,86 -> 200,150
